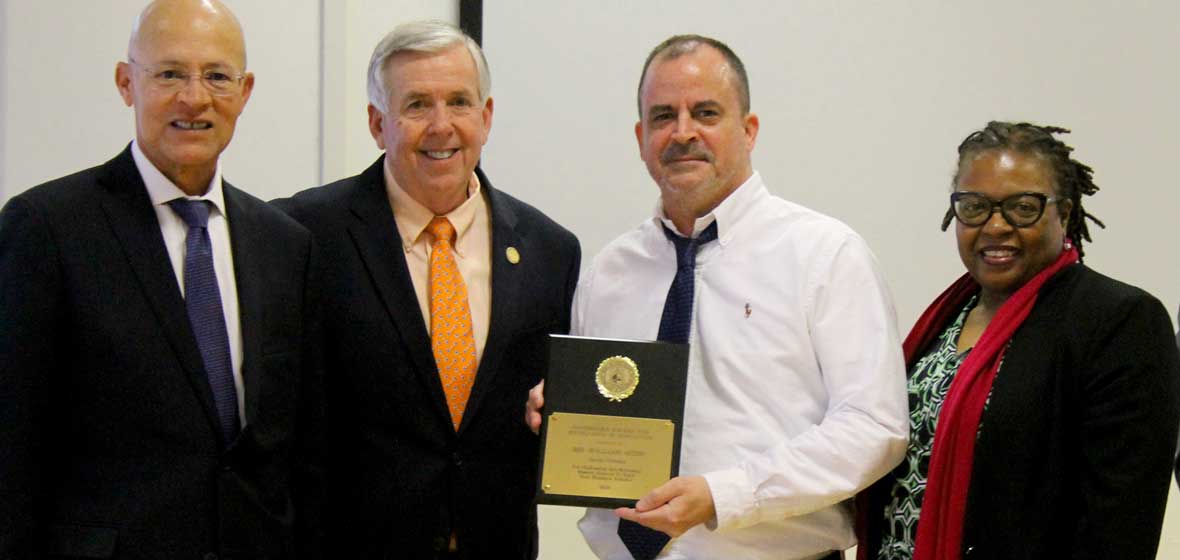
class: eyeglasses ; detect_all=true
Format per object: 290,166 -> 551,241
949,191 -> 1059,228
128,58 -> 245,97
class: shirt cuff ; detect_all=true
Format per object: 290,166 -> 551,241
577,508 -> 631,560
703,467 -> 757,530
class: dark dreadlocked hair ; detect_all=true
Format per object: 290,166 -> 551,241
941,121 -> 1105,260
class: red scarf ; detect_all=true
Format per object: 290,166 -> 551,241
910,244 -> 1079,560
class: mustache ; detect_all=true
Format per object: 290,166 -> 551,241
661,143 -> 712,164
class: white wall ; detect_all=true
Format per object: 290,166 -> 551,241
1,2 -> 1178,559
479,2 -> 1180,559
320,0 -> 458,184
0,0 -> 454,202
0,0 -> 318,201
482,0 -> 1180,331
2,0 -> 144,199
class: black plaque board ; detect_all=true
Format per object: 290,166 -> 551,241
536,334 -> 689,508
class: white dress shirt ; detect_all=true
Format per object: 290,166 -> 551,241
131,141 -> 245,426
576,172 -> 908,559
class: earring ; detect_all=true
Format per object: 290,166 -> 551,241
1063,239 -> 1073,250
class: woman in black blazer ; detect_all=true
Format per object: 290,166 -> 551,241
857,121 -> 1180,560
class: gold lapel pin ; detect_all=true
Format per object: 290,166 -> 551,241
506,246 -> 521,264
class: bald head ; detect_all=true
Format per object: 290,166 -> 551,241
129,0 -> 247,69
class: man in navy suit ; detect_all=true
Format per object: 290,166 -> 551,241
0,1 -> 322,558
273,21 -> 579,559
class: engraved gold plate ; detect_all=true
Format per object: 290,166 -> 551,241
596,356 -> 639,402
541,412 -> 675,500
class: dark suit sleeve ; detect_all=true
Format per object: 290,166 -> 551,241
1070,295 -> 1180,559
294,239 -> 326,559
1175,305 -> 1180,489
533,236 -> 579,400
0,196 -> 63,557
558,239 -> 581,335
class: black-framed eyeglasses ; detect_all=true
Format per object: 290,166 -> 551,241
949,191 -> 1059,228
128,58 -> 246,97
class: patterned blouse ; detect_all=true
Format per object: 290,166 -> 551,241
876,297 -> 977,560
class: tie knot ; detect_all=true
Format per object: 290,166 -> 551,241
695,221 -> 719,244
168,199 -> 212,229
664,221 -> 718,268
427,216 -> 456,245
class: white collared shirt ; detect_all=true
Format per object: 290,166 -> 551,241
576,172 -> 908,559
132,141 -> 245,426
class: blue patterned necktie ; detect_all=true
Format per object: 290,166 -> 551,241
168,199 -> 240,447
617,221 -> 718,560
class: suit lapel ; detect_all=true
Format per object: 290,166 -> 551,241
223,184 -> 264,426
346,158 -> 454,425
97,146 -> 223,440
458,168 -> 523,434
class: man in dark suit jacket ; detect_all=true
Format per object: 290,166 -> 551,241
0,1 -> 322,558
273,21 -> 579,559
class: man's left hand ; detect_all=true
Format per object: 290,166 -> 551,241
614,475 -> 716,537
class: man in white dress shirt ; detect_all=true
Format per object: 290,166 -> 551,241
528,34 -> 908,559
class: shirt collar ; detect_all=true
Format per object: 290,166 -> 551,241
654,171 -> 763,244
131,140 -> 227,217
384,159 -> 482,254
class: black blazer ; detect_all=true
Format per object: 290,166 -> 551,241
860,265 -> 1180,559
0,147 -> 324,559
272,158 -> 580,559
1175,304 -> 1180,489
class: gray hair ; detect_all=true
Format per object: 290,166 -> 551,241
638,35 -> 750,118
367,20 -> 490,114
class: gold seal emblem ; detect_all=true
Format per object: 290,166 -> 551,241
596,356 -> 639,402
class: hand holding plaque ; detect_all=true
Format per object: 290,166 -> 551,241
536,335 -> 689,508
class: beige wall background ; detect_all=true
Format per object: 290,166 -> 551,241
1,1 -> 1176,558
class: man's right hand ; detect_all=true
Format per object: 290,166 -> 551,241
525,380 -> 544,434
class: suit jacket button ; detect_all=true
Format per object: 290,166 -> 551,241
451,452 -> 462,466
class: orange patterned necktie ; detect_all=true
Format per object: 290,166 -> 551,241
427,217 -> 477,430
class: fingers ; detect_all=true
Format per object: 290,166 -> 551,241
525,380 -> 545,435
613,480 -> 679,535
529,380 -> 545,409
613,476 -> 715,538
637,481 -> 674,514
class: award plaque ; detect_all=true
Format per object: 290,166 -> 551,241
536,335 -> 689,508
